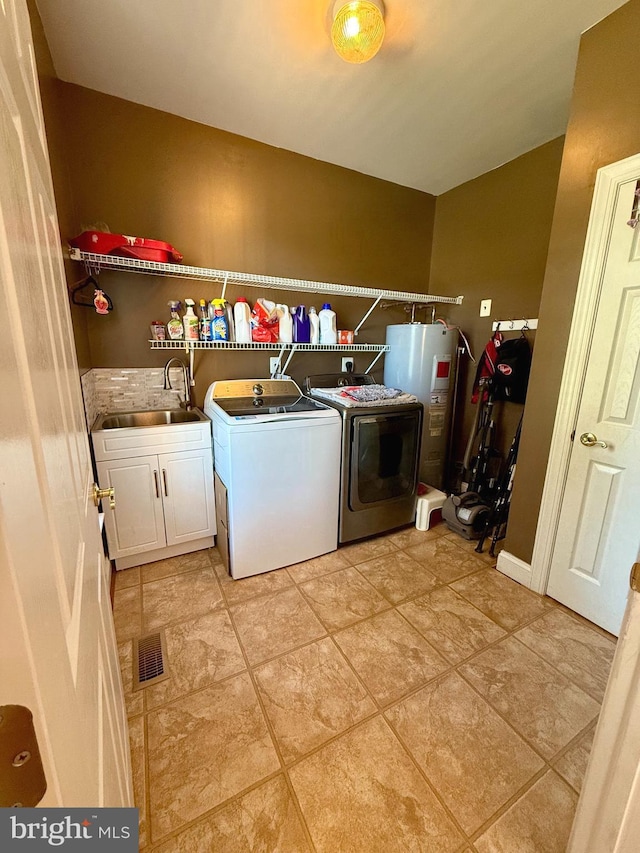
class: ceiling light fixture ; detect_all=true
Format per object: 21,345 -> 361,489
331,0 -> 385,64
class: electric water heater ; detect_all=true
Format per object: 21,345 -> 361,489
384,323 -> 458,489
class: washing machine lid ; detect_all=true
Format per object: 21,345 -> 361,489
204,378 -> 337,422
213,395 -> 329,417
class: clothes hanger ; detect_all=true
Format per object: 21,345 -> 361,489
69,274 -> 113,312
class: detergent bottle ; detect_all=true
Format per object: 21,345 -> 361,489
233,298 -> 252,343
319,303 -> 337,344
293,306 -> 311,343
278,304 -> 293,343
224,300 -> 235,342
308,306 -> 319,344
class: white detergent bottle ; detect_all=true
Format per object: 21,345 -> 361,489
183,299 -> 199,340
309,306 -> 319,344
278,304 -> 293,343
319,302 -> 337,344
233,297 -> 252,343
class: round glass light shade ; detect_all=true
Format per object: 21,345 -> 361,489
331,1 -> 385,64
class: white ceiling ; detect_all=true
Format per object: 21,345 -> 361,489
35,0 -> 627,195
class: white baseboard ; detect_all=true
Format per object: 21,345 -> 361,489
496,550 -> 533,589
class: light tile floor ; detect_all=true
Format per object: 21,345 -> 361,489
113,523 -> 616,852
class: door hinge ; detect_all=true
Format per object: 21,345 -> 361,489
631,563 -> 640,593
0,705 -> 47,806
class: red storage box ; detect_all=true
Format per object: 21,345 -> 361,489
69,231 -> 183,264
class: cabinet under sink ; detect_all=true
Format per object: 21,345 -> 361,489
91,411 -> 216,570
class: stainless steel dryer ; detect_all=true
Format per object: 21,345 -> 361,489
305,373 -> 423,543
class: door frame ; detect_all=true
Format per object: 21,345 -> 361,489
530,151 -> 640,595
568,585 -> 640,852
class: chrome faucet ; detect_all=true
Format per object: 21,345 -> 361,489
163,357 -> 192,410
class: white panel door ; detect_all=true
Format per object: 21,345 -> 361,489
547,178 -> 640,635
160,449 -> 216,546
0,0 -> 130,806
97,457 -> 166,558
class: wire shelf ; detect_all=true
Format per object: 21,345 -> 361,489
70,249 -> 463,306
149,340 -> 389,352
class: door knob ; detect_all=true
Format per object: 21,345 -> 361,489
92,483 -> 115,509
579,432 -> 608,448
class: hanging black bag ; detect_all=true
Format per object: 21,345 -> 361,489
491,335 -> 531,403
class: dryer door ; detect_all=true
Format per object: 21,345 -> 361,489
349,411 -> 421,510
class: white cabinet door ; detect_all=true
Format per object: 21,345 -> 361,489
97,457 -> 166,558
160,449 -> 216,546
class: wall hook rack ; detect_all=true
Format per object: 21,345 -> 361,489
492,318 -> 538,332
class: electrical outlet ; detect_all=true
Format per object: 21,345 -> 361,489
480,299 -> 492,317
342,357 -> 354,373
269,357 -> 281,375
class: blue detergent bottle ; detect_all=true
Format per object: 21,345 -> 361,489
293,305 -> 311,343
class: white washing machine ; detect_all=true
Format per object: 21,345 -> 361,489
204,378 -> 341,579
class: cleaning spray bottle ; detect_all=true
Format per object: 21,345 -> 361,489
183,299 -> 199,340
167,301 -> 184,340
210,298 -> 229,341
199,299 -> 213,341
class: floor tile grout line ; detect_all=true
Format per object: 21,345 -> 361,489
380,711 -> 475,846
466,764 -> 551,846
295,569 -> 394,634
139,566 -> 225,634
547,718 -> 599,790
380,661 -> 570,830
511,625 -> 612,704
453,662 -> 593,768
141,708 -> 151,849
324,629 -> 397,715
280,768 -> 319,853
332,609 -> 454,712
213,599 -> 289,774
350,559 -> 447,608
224,601 -> 361,853
448,579 -> 550,634
143,769 -> 285,851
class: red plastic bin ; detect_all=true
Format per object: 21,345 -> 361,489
69,231 -> 183,264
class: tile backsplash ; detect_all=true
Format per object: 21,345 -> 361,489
81,368 -> 187,429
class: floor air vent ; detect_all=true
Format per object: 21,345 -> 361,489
133,630 -> 170,691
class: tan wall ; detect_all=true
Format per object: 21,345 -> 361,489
28,0 -> 91,371
40,81 -> 435,403
429,138 -> 564,484
506,0 -> 640,563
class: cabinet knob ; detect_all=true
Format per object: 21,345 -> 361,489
252,384 -> 264,395
92,483 -> 115,509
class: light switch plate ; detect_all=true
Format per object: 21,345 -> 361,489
480,299 -> 492,317
269,357 -> 281,375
